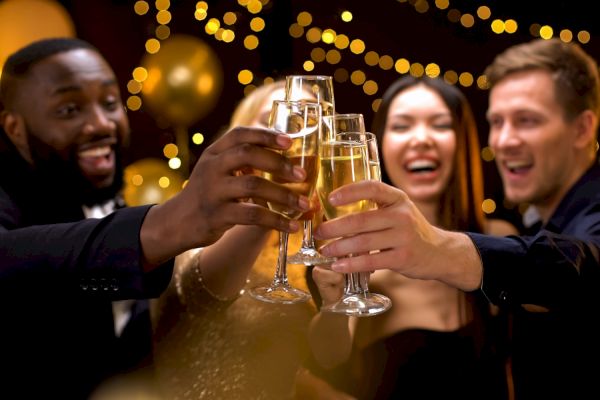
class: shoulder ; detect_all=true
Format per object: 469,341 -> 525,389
484,218 -> 518,236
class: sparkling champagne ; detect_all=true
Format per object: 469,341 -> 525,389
369,160 -> 382,182
318,141 -> 369,220
267,153 -> 318,219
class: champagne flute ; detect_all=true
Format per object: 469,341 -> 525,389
248,100 -> 321,304
285,75 -> 335,266
317,132 -> 392,316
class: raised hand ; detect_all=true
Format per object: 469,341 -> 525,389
140,126 -> 310,268
314,180 -> 482,291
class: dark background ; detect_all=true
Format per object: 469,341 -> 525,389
56,0 -> 600,225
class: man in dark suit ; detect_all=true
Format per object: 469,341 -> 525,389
0,37 -> 309,398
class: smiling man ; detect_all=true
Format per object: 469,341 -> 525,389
0,38 -> 308,398
313,38 -> 600,399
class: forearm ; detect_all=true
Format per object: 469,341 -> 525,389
433,229 -> 483,292
198,224 -> 271,299
308,313 -> 353,369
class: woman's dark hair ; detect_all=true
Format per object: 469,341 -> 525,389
371,76 -> 484,232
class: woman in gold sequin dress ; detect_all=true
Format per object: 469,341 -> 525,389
151,81 -> 316,399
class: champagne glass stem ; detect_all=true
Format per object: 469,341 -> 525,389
273,231 -> 291,286
300,220 -> 316,249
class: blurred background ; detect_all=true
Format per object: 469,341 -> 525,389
1,0 -> 596,226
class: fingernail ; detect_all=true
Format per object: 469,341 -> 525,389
298,196 -> 310,210
293,166 -> 306,180
276,135 -> 291,147
328,192 -> 340,205
331,260 -> 347,272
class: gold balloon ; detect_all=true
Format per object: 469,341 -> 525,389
141,34 -> 223,127
123,158 -> 184,206
0,0 -> 75,71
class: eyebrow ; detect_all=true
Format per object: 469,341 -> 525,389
51,78 -> 118,96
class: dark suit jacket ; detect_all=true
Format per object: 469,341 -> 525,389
0,134 -> 173,398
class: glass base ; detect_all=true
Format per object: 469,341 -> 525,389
248,284 -> 311,304
321,293 -> 391,317
287,246 -> 336,266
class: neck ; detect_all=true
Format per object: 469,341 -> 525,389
415,200 -> 439,226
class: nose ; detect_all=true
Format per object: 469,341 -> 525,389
82,105 -> 116,136
489,122 -> 520,151
410,123 -> 433,147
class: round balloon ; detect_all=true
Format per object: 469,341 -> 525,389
123,158 -> 184,206
141,34 -> 223,127
0,0 -> 75,70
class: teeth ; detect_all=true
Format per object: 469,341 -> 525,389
78,146 -> 111,158
407,159 -> 437,172
505,160 -> 532,170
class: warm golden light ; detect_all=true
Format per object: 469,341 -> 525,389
127,80 -> 142,94
194,8 -> 207,20
145,38 -> 161,53
395,58 -> 410,74
458,72 -> 474,87
168,157 -> 182,169
134,1 -> 149,15
156,25 -> 170,40
156,10 -> 171,25
247,0 -> 262,14
351,70 -> 366,85
409,63 -> 425,77
504,19 -> 518,34
372,98 -> 382,112
132,174 -> 144,186
326,49 -> 341,64
491,19 -> 505,34
133,67 -> 149,82
425,63 -> 441,78
435,0 -> 449,10
334,34 -> 350,49
481,146 -> 495,162
560,29 -> 573,43
364,51 -> 379,66
476,6 -> 491,19
303,60 -> 315,71
297,11 -> 312,26
482,199 -> 496,214
311,48 -> 326,62
477,75 -> 489,90
460,14 -> 474,28
250,17 -> 265,32
224,12 -> 237,25
163,143 -> 178,159
363,80 -> 378,95
341,11 -> 353,22
539,25 -> 553,39
238,69 -> 253,85
244,35 -> 259,49
577,30 -> 591,44
322,29 -> 336,44
192,133 -> 205,145
349,39 -> 365,54
443,70 -> 458,84
289,23 -> 304,38
158,176 -> 171,188
156,0 -> 170,11
222,29 -> 235,43
306,27 -> 322,43
126,96 -> 142,111
415,0 -> 429,13
205,18 -> 220,35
